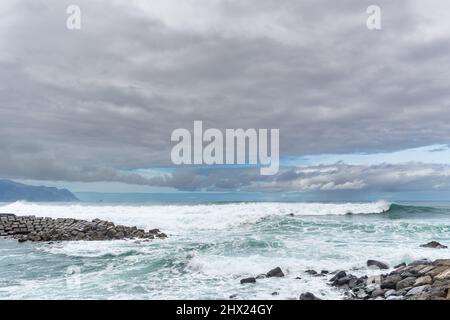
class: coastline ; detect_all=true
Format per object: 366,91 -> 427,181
319,258 -> 450,300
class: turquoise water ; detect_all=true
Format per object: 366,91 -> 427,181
0,201 -> 450,299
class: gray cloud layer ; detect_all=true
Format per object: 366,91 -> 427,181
1,0 -> 450,192
146,163 -> 450,193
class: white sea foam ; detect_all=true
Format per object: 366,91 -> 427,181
0,200 -> 391,234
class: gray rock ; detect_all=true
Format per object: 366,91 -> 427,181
367,260 -> 389,270
330,271 -> 347,282
355,289 -> 369,300
394,263 -> 406,269
396,277 -> 417,290
408,259 -> 432,266
299,292 -> 321,300
348,277 -> 358,289
240,277 -> 256,284
384,289 -> 397,297
305,269 -> 318,276
400,271 -> 415,278
420,241 -> 448,249
406,285 -> 432,296
266,267 -> 285,278
381,274 -> 402,289
397,287 -> 413,296
334,276 -> 352,286
365,284 -> 380,293
371,288 -> 386,298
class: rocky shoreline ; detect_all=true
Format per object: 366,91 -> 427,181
328,258 -> 450,300
0,213 -> 167,242
238,242 -> 450,300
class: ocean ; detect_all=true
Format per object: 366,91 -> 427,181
0,200 -> 449,300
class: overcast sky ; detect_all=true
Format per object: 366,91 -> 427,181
1,0 -> 450,198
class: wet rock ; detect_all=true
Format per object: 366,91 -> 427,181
426,266 -> 448,277
355,289 -> 369,300
271,292 -> 279,296
406,285 -> 432,297
384,289 -> 397,297
433,259 -> 450,267
266,267 -> 285,278
394,262 -> 406,269
371,289 -> 386,298
330,271 -> 347,282
400,271 -> 415,278
414,276 -> 432,287
305,269 -> 318,276
330,258 -> 450,300
299,292 -> 321,300
420,241 -> 448,249
332,276 -> 348,286
348,277 -> 358,289
381,274 -> 402,289
434,268 -> 450,280
408,259 -> 432,266
397,287 -> 413,296
367,260 -> 389,270
240,277 -> 256,284
396,277 -> 417,290
256,274 -> 267,279
417,265 -> 436,276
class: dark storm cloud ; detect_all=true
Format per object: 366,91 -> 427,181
1,0 -> 450,191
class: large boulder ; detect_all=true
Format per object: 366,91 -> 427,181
433,259 -> 450,267
240,277 -> 256,284
420,241 -> 448,249
367,260 -> 389,270
266,267 -> 285,278
299,292 -> 321,300
396,277 -> 416,290
329,271 -> 347,282
414,276 -> 432,287
405,285 -> 432,297
381,274 -> 402,289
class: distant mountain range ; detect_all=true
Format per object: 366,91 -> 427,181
0,179 -> 79,202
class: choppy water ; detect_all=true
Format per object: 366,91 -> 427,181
0,201 -> 450,300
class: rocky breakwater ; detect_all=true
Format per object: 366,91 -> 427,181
0,213 -> 167,242
330,259 -> 450,300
